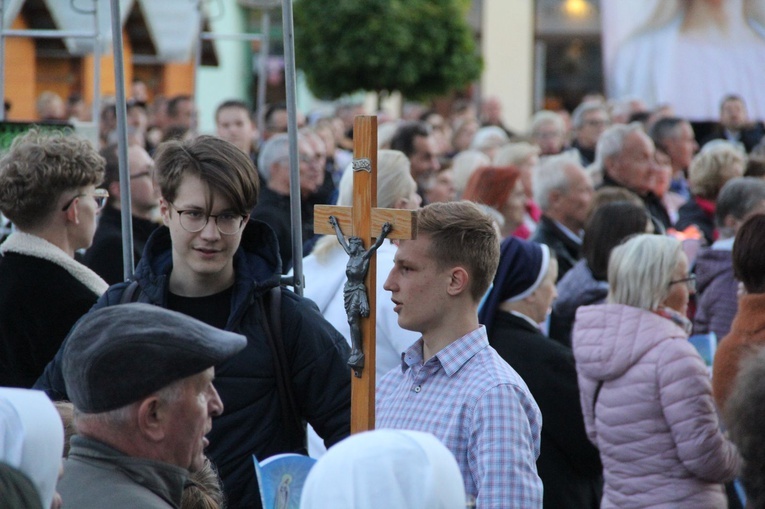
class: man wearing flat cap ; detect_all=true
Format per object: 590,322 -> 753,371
57,303 -> 246,509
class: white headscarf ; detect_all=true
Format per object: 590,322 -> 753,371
0,388 -> 64,509
300,429 -> 466,509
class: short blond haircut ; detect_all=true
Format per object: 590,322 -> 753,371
0,129 -> 104,230
417,201 -> 500,302
689,143 -> 745,200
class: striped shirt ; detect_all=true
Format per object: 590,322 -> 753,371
377,326 -> 543,508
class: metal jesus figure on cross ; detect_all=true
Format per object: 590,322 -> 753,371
314,115 -> 416,432
328,216 -> 392,372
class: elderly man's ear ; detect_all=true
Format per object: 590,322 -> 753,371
137,397 -> 167,442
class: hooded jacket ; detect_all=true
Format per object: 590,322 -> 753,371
35,221 -> 351,509
573,304 -> 740,508
693,247 -> 738,338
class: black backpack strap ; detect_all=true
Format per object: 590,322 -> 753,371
259,286 -> 305,452
119,280 -> 142,304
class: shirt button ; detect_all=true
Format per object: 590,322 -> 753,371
413,385 -> 421,393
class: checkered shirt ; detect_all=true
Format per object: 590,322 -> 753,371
377,326 -> 543,508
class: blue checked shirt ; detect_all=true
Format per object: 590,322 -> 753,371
377,326 -> 543,508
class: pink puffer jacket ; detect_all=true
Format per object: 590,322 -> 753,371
573,304 -> 741,508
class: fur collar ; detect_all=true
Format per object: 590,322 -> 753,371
0,232 -> 109,296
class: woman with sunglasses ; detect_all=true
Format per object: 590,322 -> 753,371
572,234 -> 740,508
0,129 -> 108,388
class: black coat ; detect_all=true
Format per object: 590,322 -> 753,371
700,123 -> 765,153
675,196 -> 715,246
530,215 -> 581,281
600,174 -> 672,231
0,246 -> 100,387
488,311 -> 603,509
36,221 -> 351,509
83,206 -> 159,285
251,187 -> 316,274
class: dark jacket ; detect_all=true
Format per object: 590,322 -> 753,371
530,215 -> 581,281
549,259 -> 608,348
571,140 -> 596,167
35,221 -> 351,509
0,233 -> 105,388
600,174 -> 672,231
59,435 -> 187,509
488,311 -> 602,509
700,123 -> 765,153
693,247 -> 738,338
251,187 -> 316,274
675,197 -> 715,246
83,205 -> 159,285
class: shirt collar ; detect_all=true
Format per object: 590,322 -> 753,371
400,327 -> 489,377
508,310 -> 541,330
553,219 -> 583,245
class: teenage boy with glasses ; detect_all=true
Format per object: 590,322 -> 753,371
37,135 -> 352,509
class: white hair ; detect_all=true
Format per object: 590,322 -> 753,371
74,378 -> 186,430
572,101 -> 608,129
592,122 -> 644,178
451,150 -> 490,197
530,110 -> 565,135
470,126 -> 509,152
257,133 -> 290,181
607,234 -> 682,311
493,142 -> 540,166
532,152 -> 584,211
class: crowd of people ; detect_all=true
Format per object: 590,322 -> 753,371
1,86 -> 765,509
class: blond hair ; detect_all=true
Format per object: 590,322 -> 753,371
689,142 -> 745,200
0,129 -> 104,229
311,150 -> 416,262
417,201 -> 500,301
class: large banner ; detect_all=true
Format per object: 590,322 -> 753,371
602,0 -> 765,121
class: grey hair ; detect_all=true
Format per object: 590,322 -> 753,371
715,177 -> 765,238
257,133 -> 291,181
493,142 -> 540,167
470,126 -> 509,152
530,110 -> 565,136
592,122 -> 645,176
74,378 -> 186,430
532,152 -> 583,211
607,234 -> 682,311
648,117 -> 686,147
572,101 -> 608,129
451,150 -> 490,197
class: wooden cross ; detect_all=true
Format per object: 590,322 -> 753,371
314,115 -> 416,433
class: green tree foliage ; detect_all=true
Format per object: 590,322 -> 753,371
294,0 -> 482,101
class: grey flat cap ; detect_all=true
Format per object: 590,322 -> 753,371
62,303 -> 247,413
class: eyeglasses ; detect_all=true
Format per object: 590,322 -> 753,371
583,119 -> 610,128
170,204 -> 247,235
61,188 -> 109,211
669,274 -> 696,292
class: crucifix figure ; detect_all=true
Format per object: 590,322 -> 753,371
328,216 -> 392,372
314,115 -> 416,433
